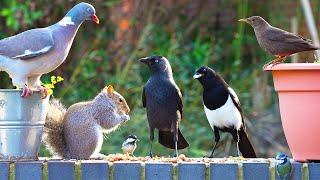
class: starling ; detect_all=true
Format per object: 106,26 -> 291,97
275,153 -> 292,180
139,55 -> 189,157
194,66 -> 256,158
239,16 -> 320,67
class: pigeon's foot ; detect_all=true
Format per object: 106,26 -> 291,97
21,84 -> 33,98
38,86 -> 49,99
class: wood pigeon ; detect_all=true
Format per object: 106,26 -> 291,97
0,2 -> 99,98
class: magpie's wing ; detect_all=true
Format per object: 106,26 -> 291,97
228,87 -> 245,127
142,86 -> 146,108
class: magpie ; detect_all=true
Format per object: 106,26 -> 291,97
122,135 -> 138,155
193,66 -> 256,158
139,55 -> 189,157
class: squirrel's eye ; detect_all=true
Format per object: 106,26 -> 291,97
119,99 -> 123,103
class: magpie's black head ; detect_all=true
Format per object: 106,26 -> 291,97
139,55 -> 172,75
193,66 -> 227,89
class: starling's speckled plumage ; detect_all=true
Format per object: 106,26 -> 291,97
139,55 -> 189,157
239,16 -> 320,67
276,153 -> 292,180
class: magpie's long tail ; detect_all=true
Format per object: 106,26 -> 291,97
158,129 -> 189,149
236,128 -> 256,158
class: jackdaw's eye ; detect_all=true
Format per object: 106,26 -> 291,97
155,59 -> 159,63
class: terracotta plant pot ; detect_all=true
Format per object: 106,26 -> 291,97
265,63 -> 320,162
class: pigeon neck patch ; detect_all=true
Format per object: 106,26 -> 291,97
58,17 -> 75,26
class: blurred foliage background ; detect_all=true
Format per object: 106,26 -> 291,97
0,0 -> 319,158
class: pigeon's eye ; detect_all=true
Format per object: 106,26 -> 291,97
87,8 -> 91,13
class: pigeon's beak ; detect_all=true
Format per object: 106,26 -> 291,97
193,73 -> 203,79
238,18 -> 249,24
91,14 -> 100,24
139,57 -> 149,64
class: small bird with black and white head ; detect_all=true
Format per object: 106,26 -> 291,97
139,55 -> 189,158
193,66 -> 256,158
0,2 -> 99,98
275,153 -> 292,180
239,16 -> 320,68
122,135 -> 138,155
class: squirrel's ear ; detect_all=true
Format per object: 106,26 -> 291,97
105,85 -> 114,95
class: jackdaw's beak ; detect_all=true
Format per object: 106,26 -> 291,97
139,57 -> 149,64
238,18 -> 249,24
193,73 -> 203,79
91,14 -> 100,24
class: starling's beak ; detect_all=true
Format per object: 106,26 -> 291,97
238,18 -> 249,24
138,57 -> 149,64
91,14 -> 100,24
193,73 -> 203,79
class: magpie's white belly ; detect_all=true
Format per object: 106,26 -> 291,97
204,95 -> 242,130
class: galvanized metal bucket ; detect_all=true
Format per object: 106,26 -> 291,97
0,89 -> 49,160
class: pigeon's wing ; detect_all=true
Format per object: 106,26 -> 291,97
228,87 -> 245,127
142,86 -> 146,108
0,28 -> 54,60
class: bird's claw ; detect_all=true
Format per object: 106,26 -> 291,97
263,56 -> 287,70
21,84 -> 33,98
38,86 -> 49,99
203,155 -> 214,158
148,151 -> 153,158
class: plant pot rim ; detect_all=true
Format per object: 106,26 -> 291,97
264,63 -> 320,71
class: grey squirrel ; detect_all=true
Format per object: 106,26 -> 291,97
43,85 -> 130,159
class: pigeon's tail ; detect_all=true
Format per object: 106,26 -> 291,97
236,128 -> 256,158
158,129 -> 189,149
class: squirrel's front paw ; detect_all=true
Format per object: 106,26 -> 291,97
122,114 -> 130,122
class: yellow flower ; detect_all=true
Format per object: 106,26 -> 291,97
51,76 -> 57,84
47,89 -> 53,95
57,76 -> 64,82
43,75 -> 64,96
44,83 -> 54,89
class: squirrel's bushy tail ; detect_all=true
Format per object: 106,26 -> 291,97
43,99 -> 67,158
